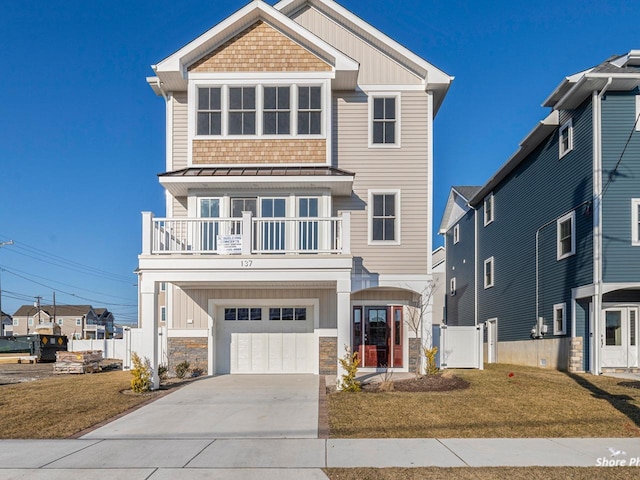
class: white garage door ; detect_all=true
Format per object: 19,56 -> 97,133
216,306 -> 315,374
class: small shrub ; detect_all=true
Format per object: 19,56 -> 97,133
191,366 -> 204,378
175,361 -> 190,379
424,346 -> 439,376
378,366 -> 394,392
130,352 -> 152,393
338,346 -> 361,392
158,364 -> 168,383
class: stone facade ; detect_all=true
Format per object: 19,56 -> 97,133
189,21 -> 332,73
408,337 -> 421,374
319,337 -> 337,375
568,336 -> 584,373
167,337 -> 208,376
192,139 -> 326,164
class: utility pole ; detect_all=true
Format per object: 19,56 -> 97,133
35,296 -> 42,325
53,291 -> 56,325
0,240 -> 14,331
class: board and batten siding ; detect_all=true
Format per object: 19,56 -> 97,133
171,287 -> 337,330
445,209 -> 476,326
332,90 -> 430,275
172,93 -> 188,170
476,99 -> 594,342
601,91 -> 640,283
291,5 -> 423,85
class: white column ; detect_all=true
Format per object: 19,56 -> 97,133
141,212 -> 154,255
335,277 -> 351,388
140,275 -> 160,389
242,211 -> 252,255
341,212 -> 351,255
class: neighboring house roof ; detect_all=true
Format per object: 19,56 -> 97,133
1,311 -> 11,319
432,246 -> 445,269
13,304 -> 94,317
159,166 -> 355,196
467,50 -> 640,207
439,186 -> 482,234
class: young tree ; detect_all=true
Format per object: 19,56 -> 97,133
404,279 -> 439,378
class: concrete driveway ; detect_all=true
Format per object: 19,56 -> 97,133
82,374 -> 320,440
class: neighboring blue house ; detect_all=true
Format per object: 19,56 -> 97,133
441,51 -> 640,374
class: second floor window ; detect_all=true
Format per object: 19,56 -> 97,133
453,224 -> 460,244
484,257 -> 494,289
197,87 -> 222,135
228,87 -> 256,135
370,191 -> 399,243
372,96 -> 396,144
298,86 -> 321,135
559,119 -> 573,158
484,193 -> 494,226
263,86 -> 290,135
557,211 -> 575,260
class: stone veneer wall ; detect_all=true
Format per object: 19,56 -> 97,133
319,337 -> 337,375
408,338 -> 421,374
168,337 -> 208,376
568,336 -> 584,373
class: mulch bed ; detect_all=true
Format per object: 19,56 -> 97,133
362,374 -> 470,393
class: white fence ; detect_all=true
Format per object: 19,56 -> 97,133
68,328 -> 167,370
437,324 -> 484,369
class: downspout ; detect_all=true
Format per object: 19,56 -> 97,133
472,204 -> 478,327
592,77 -> 613,374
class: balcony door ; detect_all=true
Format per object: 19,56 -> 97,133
298,197 -> 319,251
259,198 -> 286,251
353,305 -> 403,368
231,198 -> 256,235
601,306 -> 639,368
199,198 -> 221,251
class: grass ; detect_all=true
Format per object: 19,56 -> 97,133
324,467 -> 639,479
0,370 -> 157,439
329,363 -> 640,438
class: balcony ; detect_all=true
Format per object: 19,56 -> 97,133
141,211 -> 350,256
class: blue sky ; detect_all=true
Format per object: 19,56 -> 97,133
1,0 -> 638,322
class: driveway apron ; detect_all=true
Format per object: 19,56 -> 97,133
82,374 -> 319,439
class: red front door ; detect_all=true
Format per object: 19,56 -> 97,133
353,306 -> 403,368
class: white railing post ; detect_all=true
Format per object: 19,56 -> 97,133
141,212 -> 153,254
341,212 -> 351,255
242,211 -> 252,255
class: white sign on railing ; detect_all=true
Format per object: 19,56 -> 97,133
217,235 -> 243,255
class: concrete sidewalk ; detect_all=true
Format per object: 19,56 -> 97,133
1,437 -> 640,478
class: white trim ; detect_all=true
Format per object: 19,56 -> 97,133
453,224 -> 460,244
450,277 -> 456,296
188,72 -> 334,81
367,92 -> 401,148
553,302 -> 567,335
486,318 -> 498,363
359,84 -> 426,91
426,90 -> 433,274
317,328 -> 337,337
483,193 -> 494,226
167,329 -> 208,338
559,118 -> 574,158
368,189 -> 401,245
635,95 -> 640,131
557,211 -> 576,260
166,92 -> 173,172
632,198 -> 640,246
484,256 -> 494,289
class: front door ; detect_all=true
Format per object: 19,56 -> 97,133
602,307 -> 639,368
353,306 -> 403,368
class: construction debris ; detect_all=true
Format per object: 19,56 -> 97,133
54,350 -> 103,374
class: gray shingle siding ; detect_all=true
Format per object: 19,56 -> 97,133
476,98 -> 593,342
445,209 -> 476,326
601,91 -> 640,283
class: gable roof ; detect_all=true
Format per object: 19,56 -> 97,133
13,304 -> 94,317
439,186 -> 481,234
149,0 -> 359,93
275,0 -> 453,112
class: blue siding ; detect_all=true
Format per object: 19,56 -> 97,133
601,91 -> 640,283
445,209 -> 476,326
476,99 -> 594,342
575,299 -> 590,371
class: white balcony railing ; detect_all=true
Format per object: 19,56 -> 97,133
142,211 -> 350,256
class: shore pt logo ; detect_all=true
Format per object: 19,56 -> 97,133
596,447 -> 639,467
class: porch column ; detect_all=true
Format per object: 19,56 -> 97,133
140,275 -> 160,389
336,277 -> 351,387
141,211 -> 153,255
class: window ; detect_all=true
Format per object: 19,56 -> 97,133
484,193 -> 494,226
197,87 -> 222,135
553,303 -> 566,335
297,86 -> 322,135
263,86 -> 290,135
224,307 -> 262,321
28,318 -> 34,326
57,318 -> 63,326
160,306 -> 166,323
484,257 -> 494,289
228,87 -> 256,135
269,307 -> 307,321
76,318 -> 82,326
160,282 -> 166,292
13,318 -> 18,326
450,277 -> 456,296
632,199 -> 640,246
453,224 -> 460,244
630,309 -> 637,347
559,119 -> 573,158
370,95 -> 398,145
369,191 -> 400,243
557,211 -> 576,260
